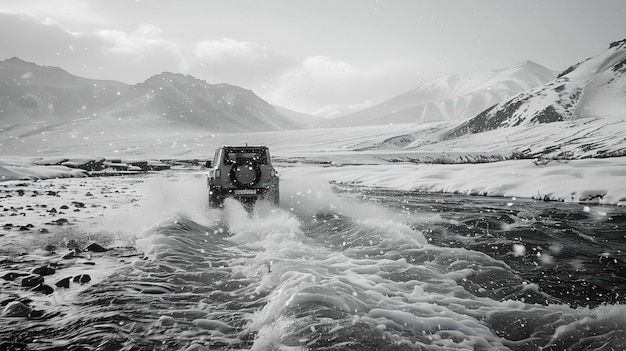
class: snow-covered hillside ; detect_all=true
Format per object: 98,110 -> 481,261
108,72 -> 299,131
325,61 -> 556,127
446,39 -> 626,139
0,57 -> 127,123
0,58 -> 299,133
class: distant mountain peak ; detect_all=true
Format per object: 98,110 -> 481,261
0,56 -> 93,84
147,71 -> 195,80
0,57 -> 129,121
444,37 -> 626,142
141,71 -> 202,86
509,60 -> 548,70
0,59 -> 297,132
2,56 -> 35,64
324,61 -> 556,127
1,57 -> 43,70
0,57 -> 71,73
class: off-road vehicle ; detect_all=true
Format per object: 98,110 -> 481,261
207,145 -> 279,209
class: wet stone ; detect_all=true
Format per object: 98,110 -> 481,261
56,277 -> 71,288
21,275 -> 44,288
1,301 -> 31,317
28,309 -> 45,319
86,243 -> 108,252
62,251 -> 77,259
73,274 -> 91,284
47,218 -> 69,225
32,265 -> 56,276
31,284 -> 54,295
2,272 -> 29,281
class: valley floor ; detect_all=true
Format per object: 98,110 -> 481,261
2,155 -> 626,206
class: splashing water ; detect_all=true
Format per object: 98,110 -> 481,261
2,170 -> 625,350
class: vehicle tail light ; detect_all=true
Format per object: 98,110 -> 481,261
215,169 -> 221,178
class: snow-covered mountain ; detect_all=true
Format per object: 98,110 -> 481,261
108,72 -> 298,131
0,58 -> 299,132
2,38 -> 626,161
0,57 -> 127,123
445,39 -> 626,139
325,61 -> 556,127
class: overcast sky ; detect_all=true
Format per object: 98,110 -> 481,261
0,0 -> 624,117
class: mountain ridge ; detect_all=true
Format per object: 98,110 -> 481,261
0,57 -> 128,122
108,71 -> 298,131
0,58 -> 301,132
322,60 -> 557,127
444,38 -> 626,140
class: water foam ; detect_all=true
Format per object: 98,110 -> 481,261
95,171 -> 626,350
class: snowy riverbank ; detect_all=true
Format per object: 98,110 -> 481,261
3,155 -> 626,206
280,157 -> 626,206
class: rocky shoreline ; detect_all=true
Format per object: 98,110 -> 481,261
1,241 -> 127,318
0,174 -> 147,325
1,155 -> 212,182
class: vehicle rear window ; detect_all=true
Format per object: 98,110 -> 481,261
223,148 -> 268,164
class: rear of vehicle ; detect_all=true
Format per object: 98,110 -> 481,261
207,146 -> 279,209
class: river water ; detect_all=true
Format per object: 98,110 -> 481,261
1,171 -> 625,350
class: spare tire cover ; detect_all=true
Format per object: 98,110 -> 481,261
230,159 -> 261,186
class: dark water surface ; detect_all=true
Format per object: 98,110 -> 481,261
2,175 -> 625,350
346,187 -> 626,309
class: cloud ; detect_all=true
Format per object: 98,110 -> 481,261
195,38 -> 269,62
0,0 -> 110,28
261,56 -> 394,117
302,56 -> 356,77
96,24 -> 183,62
0,11 -> 293,87
0,12 -> 187,83
92,24 -> 188,76
0,11 -> 417,117
188,38 -> 295,86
